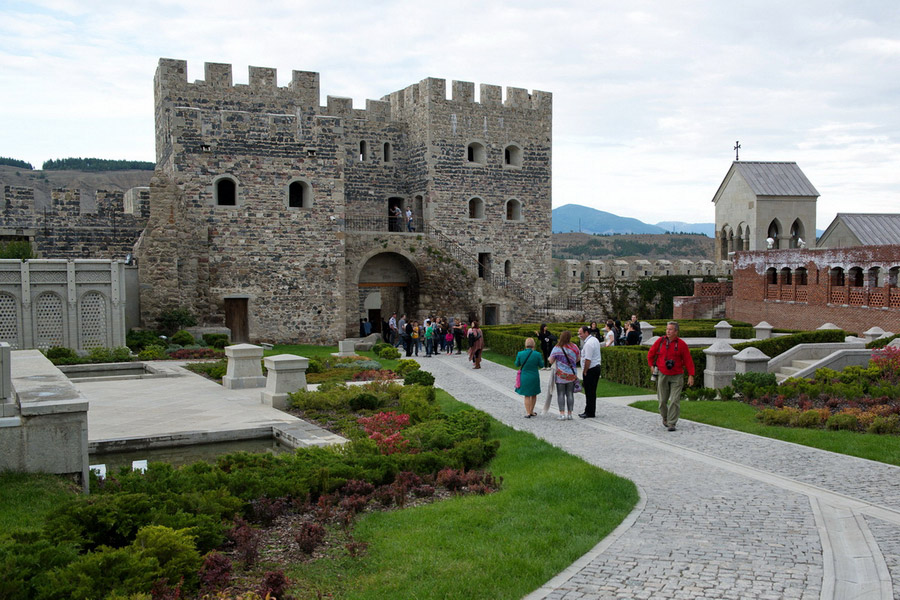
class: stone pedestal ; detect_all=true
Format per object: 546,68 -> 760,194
863,327 -> 886,344
734,347 -> 770,374
334,340 -> 356,357
714,320 -> 732,339
222,344 -> 266,389
754,321 -> 773,340
818,323 -> 841,330
703,341 -> 738,389
639,322 -> 654,339
261,354 -> 309,410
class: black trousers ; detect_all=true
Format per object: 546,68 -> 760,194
583,365 -> 602,416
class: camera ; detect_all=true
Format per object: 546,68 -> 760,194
665,359 -> 675,370
650,367 -> 658,382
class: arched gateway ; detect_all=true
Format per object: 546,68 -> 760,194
356,252 -> 420,334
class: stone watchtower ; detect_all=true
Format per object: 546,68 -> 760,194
136,59 -> 552,343
712,161 -> 818,261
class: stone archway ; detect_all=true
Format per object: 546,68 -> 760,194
357,252 -> 420,326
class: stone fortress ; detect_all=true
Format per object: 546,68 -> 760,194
135,59 -> 554,343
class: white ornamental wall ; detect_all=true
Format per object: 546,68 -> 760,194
0,260 -> 126,351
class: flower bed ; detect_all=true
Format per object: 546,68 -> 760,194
743,346 -> 900,435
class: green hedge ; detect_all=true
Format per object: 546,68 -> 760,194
600,328 -> 849,389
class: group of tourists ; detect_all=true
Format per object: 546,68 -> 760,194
386,312 -> 472,359
517,317 -> 694,432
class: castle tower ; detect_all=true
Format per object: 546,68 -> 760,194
137,59 -> 552,342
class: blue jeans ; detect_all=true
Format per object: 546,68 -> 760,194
425,338 -> 433,356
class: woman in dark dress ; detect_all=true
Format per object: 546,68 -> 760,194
535,324 -> 555,368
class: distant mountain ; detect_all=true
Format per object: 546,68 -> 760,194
552,204 -> 666,235
552,204 -> 715,237
655,221 -> 715,237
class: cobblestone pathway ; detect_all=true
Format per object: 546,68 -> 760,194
412,353 -> 900,599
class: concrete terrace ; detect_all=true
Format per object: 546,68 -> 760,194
78,355 -> 900,599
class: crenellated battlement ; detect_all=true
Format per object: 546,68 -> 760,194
156,59 -> 551,123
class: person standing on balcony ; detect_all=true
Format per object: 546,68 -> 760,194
406,207 -> 415,231
391,205 -> 402,231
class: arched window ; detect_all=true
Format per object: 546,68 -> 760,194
214,177 -> 237,206
504,260 -> 511,277
467,141 -> 486,164
383,142 -> 392,163
767,219 -> 781,248
359,140 -> 368,162
790,218 -> 806,248
830,267 -> 845,286
468,197 -> 485,219
766,267 -> 777,285
889,266 -> 900,287
504,144 -> 522,168
796,267 -> 808,285
848,267 -> 864,287
779,267 -> 792,285
287,180 -> 311,208
867,267 -> 881,287
505,199 -> 522,221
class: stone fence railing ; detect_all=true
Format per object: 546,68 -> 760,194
0,259 -> 127,351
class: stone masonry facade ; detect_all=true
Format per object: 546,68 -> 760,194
137,59 -> 552,343
1,185 -> 149,259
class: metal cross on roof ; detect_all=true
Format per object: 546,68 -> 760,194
734,140 -> 741,161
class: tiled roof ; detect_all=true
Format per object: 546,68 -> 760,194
733,161 -> 819,197
836,213 -> 900,246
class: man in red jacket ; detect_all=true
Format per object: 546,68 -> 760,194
647,321 -> 695,431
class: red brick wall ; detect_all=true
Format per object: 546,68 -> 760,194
725,245 -> 900,334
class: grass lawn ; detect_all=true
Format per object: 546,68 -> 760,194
631,400 -> 900,467
483,350 -> 651,398
0,472 -> 77,537
286,389 -> 638,599
0,387 -> 638,600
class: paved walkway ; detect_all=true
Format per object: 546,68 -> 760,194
410,353 -> 900,600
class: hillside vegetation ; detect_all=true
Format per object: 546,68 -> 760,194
553,232 -> 713,261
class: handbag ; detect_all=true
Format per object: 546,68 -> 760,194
574,379 -> 583,393
515,370 -> 522,390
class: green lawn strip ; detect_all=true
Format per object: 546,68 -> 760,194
483,351 -> 649,398
0,472 -> 76,538
287,390 -> 638,600
630,400 -> 900,466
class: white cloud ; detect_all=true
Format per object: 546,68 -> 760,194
0,0 -> 898,228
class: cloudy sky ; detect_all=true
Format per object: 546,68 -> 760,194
1,0 -> 898,229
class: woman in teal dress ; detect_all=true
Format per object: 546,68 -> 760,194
515,337 -> 544,417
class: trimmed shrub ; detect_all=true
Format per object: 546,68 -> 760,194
138,345 -> 167,361
377,345 -> 401,359
126,329 -> 165,352
826,413 -> 859,431
170,330 -> 196,346
394,359 -> 421,377
794,409 -> 827,429
349,392 -> 382,411
295,522 -> 326,554
733,372 -> 777,400
404,369 -> 435,387
202,333 -> 230,349
868,414 -> 900,435
129,525 -> 201,589
46,346 -> 78,363
756,408 -> 797,426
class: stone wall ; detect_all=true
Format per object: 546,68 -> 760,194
138,59 -> 553,343
1,184 -> 148,259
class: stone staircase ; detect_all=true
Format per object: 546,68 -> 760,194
774,359 -> 820,383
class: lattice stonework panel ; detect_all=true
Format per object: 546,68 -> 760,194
30,270 -> 67,284
0,292 -> 20,348
0,271 -> 19,284
79,291 -> 107,349
75,270 -> 111,284
35,292 -> 64,349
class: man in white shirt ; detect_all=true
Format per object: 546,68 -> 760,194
578,325 -> 603,418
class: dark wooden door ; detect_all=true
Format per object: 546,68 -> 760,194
224,298 -> 249,343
